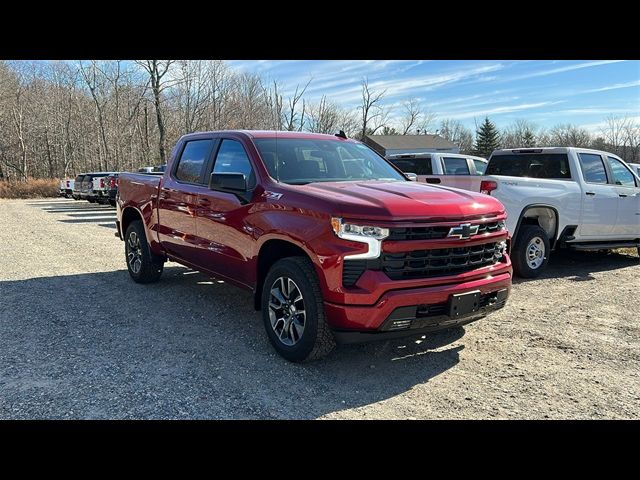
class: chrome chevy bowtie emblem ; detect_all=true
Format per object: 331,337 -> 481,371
447,223 -> 479,240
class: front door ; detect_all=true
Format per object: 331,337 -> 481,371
576,152 -> 618,238
157,137 -> 215,262
195,138 -> 257,287
606,156 -> 640,237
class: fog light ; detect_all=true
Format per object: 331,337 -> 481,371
495,240 -> 507,259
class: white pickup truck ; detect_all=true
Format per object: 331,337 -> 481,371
387,152 -> 487,191
462,147 -> 640,277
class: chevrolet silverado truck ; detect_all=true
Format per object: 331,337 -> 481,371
116,130 -> 512,361
456,147 -> 640,277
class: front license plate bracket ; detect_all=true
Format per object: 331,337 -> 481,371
448,290 -> 481,317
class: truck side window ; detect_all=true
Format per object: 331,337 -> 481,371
389,158 -> 432,175
175,139 -> 214,183
578,153 -> 608,184
443,157 -> 470,175
473,159 -> 487,175
607,157 -> 637,187
213,139 -> 255,187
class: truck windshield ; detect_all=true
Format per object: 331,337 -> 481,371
253,138 -> 406,184
485,154 -> 572,179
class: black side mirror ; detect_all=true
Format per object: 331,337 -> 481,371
209,172 -> 247,192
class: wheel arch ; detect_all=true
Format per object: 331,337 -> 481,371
254,238 -> 316,311
514,204 -> 560,248
121,206 -> 145,239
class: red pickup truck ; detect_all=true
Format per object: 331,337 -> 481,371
116,130 -> 512,361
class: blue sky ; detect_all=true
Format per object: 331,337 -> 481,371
228,60 -> 640,133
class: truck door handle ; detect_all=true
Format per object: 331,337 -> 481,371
619,193 -> 628,198
426,178 -> 441,184
585,191 -> 596,196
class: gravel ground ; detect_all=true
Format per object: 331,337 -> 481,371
1,197 -> 639,419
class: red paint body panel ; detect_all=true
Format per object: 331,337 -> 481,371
324,271 -> 512,330
117,130 -> 513,332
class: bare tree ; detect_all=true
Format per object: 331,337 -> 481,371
501,119 -> 539,148
549,124 -> 592,147
439,118 -> 474,154
282,80 -> 310,131
136,60 -> 176,164
359,78 -> 388,140
399,98 -> 435,135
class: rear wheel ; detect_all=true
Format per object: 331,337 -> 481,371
512,225 -> 550,278
261,257 -> 335,362
124,220 -> 164,283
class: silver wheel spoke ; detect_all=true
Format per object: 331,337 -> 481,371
271,289 -> 287,306
267,276 -> 306,346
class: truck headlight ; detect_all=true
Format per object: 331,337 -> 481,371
495,240 -> 507,259
331,218 -> 389,240
497,220 -> 506,231
331,217 -> 389,260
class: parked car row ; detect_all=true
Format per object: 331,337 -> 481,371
61,166 -> 165,206
391,147 -> 640,277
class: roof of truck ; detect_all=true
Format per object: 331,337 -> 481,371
181,130 -> 356,142
491,147 -> 619,156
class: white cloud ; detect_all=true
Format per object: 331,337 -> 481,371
442,101 -> 565,120
581,79 -> 640,93
501,60 -> 624,82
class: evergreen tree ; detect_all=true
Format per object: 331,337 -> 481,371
473,117 -> 501,157
522,129 -> 536,147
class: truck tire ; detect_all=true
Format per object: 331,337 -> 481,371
261,257 -> 336,362
512,225 -> 550,278
124,220 -> 164,284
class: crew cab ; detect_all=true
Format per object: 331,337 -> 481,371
473,148 -> 640,277
116,131 -> 512,362
387,152 -> 487,191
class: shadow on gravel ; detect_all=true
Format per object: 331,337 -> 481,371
0,265 -> 465,419
513,249 -> 639,285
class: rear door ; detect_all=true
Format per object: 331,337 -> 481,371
437,156 -> 479,191
605,156 -> 640,237
576,152 -> 618,238
194,136 -> 257,287
157,137 -> 216,263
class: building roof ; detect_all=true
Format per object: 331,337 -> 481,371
364,134 -> 457,150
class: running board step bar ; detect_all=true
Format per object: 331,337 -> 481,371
569,242 -> 640,251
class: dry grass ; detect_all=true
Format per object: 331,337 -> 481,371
0,178 -> 60,199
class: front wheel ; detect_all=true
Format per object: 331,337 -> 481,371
512,225 -> 550,278
261,257 -> 336,362
124,220 -> 164,283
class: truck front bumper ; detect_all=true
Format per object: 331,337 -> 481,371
324,271 -> 511,341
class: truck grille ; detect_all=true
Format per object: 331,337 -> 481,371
382,242 -> 501,280
341,241 -> 505,286
388,221 -> 503,241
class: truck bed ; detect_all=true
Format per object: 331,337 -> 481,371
117,172 -> 163,240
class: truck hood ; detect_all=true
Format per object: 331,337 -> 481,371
297,181 -> 505,220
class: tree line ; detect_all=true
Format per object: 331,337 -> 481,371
1,60 -> 638,181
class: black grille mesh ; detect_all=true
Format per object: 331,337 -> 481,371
388,221 -> 502,241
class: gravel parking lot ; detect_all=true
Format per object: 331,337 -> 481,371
1,197 -> 639,419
